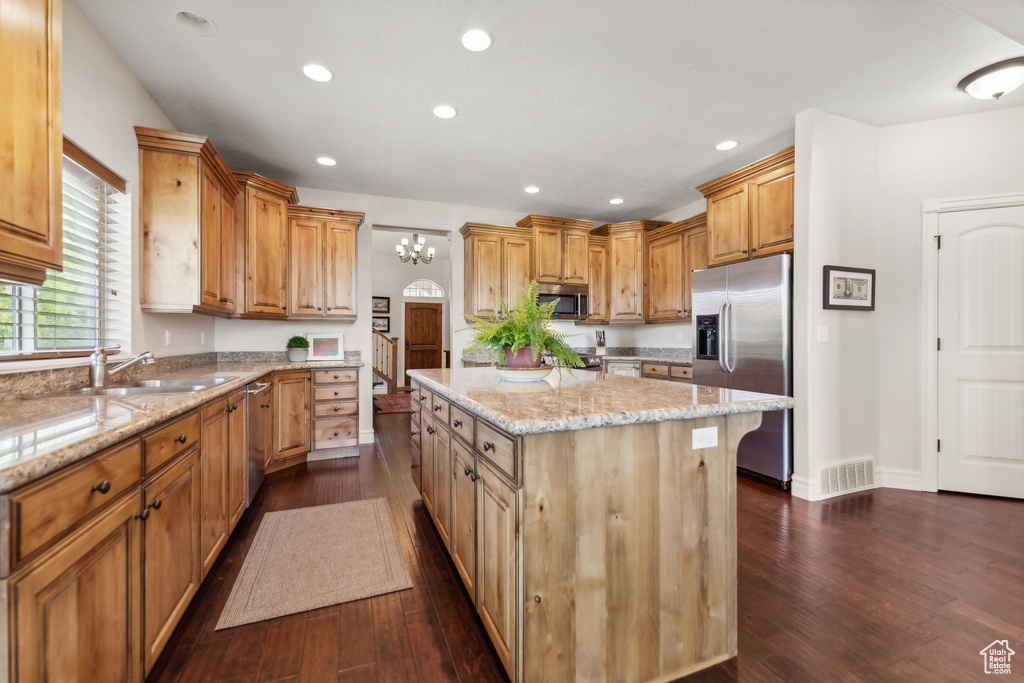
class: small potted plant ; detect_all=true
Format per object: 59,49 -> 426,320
286,335 -> 309,362
462,280 -> 583,375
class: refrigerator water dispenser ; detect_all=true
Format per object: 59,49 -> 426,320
696,315 -> 719,360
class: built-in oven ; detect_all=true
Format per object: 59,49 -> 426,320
537,283 -> 588,320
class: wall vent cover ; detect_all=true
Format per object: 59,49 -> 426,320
819,459 -> 875,498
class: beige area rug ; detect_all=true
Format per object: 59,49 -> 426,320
216,498 -> 412,629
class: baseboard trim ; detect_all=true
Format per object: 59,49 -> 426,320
359,429 -> 375,445
790,474 -> 814,501
877,467 -> 923,491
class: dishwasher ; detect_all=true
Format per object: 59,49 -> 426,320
246,380 -> 271,504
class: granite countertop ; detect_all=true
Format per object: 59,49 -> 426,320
0,360 -> 363,494
600,354 -> 692,365
409,367 -> 793,436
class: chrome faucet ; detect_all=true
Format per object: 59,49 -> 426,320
90,346 -> 155,388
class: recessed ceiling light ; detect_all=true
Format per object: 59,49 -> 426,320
958,57 -> 1024,99
174,10 -> 217,36
525,186 -> 540,194
461,29 -> 492,52
609,198 -> 624,205
316,156 -> 337,166
716,140 -> 738,151
433,105 -> 458,119
303,64 -> 334,83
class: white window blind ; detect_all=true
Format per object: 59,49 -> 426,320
0,156 -> 130,358
403,279 -> 444,298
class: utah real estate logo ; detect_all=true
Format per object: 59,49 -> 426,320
980,640 -> 1014,675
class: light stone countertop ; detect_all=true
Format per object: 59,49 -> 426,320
408,367 -> 793,436
600,354 -> 692,365
0,361 -> 363,494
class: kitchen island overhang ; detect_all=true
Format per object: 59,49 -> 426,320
407,367 -> 794,682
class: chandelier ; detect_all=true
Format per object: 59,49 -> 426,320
395,234 -> 435,264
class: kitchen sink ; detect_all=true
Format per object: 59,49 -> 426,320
132,377 -> 235,388
40,376 -> 237,398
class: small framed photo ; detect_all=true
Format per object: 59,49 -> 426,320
372,316 -> 390,333
823,265 -> 875,311
371,296 -> 390,313
306,333 -> 345,360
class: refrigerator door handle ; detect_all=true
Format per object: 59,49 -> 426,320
718,301 -> 729,373
723,300 -> 736,373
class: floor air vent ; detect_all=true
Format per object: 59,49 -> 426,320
819,459 -> 875,498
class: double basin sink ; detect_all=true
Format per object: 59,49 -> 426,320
48,376 -> 237,398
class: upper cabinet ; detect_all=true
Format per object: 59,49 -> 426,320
136,127 -> 242,316
460,223 -> 532,318
0,0 -> 63,285
697,146 -> 794,267
515,215 -> 595,286
232,171 -> 298,318
591,220 -> 666,323
643,214 -> 707,323
586,235 -> 609,323
288,205 -> 364,319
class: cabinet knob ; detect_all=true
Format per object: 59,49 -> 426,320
433,405 -> 441,412
334,391 -> 339,396
175,434 -> 187,444
453,419 -> 462,428
317,307 -> 322,311
135,510 -> 150,521
333,406 -> 339,412
420,395 -> 426,401
333,374 -> 339,379
483,442 -> 493,452
751,248 -> 756,252
470,473 -> 479,482
334,432 -> 339,437
91,480 -> 111,494
148,499 -> 162,510
327,307 -> 332,311
282,305 -> 287,310
219,297 -> 228,302
427,426 -> 435,435
464,467 -> 472,476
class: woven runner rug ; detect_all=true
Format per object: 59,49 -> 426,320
216,498 -> 411,629
373,393 -> 412,413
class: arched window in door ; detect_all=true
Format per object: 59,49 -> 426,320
403,279 -> 444,298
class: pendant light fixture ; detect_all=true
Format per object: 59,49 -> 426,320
395,234 -> 435,265
957,57 -> 1024,100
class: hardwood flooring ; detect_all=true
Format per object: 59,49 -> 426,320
148,412 -> 1024,682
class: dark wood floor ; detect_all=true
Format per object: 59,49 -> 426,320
149,412 -> 1024,682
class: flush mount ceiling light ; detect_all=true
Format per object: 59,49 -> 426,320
395,234 -> 435,265
525,186 -> 540,194
461,29 -> 492,52
316,156 -> 337,166
433,104 -> 458,119
303,64 -> 334,83
609,198 -> 624,205
716,140 -> 739,151
175,10 -> 217,36
958,57 -> 1024,100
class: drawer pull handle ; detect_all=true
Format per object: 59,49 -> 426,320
433,405 -> 441,412
483,442 -> 493,452
91,480 -> 111,494
333,374 -> 339,379
420,396 -> 426,401
464,467 -> 472,476
453,419 -> 462,427
333,406 -> 339,412
334,391 -> 339,396
135,510 -> 150,521
175,434 -> 187,444
334,432 -> 339,437
148,499 -> 162,511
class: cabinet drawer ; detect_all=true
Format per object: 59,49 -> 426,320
9,440 -> 143,566
414,386 -> 431,410
450,405 -> 475,445
428,395 -> 450,424
314,385 -> 357,402
475,421 -> 517,481
313,401 -> 358,418
145,413 -> 200,473
313,369 -> 357,385
313,417 -> 358,449
670,365 -> 693,382
641,362 -> 670,379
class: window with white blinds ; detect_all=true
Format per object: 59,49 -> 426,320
0,155 -> 130,359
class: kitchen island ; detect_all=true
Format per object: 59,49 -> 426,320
407,367 -> 794,683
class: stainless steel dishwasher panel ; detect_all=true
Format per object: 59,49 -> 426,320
246,381 -> 270,504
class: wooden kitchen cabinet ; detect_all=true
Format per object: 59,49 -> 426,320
516,215 -> 595,286
698,146 -> 794,267
682,218 -> 709,318
433,415 -> 453,550
0,0 -> 63,286
142,449 -> 201,675
450,440 -> 477,598
288,205 -> 364,320
420,411 -> 436,516
7,493 -> 143,683
233,170 -> 298,318
311,368 -> 359,451
270,370 -> 311,469
227,388 -> 248,530
460,223 -> 532,318
592,220 -> 667,323
199,392 -> 246,579
136,127 -> 242,316
586,235 -> 609,323
644,213 -> 708,322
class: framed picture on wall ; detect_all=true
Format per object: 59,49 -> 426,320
823,265 -> 875,311
371,296 -> 390,313
372,316 -> 390,333
306,333 -> 345,360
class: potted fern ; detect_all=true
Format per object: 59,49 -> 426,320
462,281 -> 583,375
286,335 -> 309,362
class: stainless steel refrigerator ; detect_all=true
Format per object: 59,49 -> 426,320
692,254 -> 792,487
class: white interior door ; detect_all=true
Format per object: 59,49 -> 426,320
937,205 -> 1024,498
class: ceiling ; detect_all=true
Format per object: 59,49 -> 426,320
76,0 -> 1023,224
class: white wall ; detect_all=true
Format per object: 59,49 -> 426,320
793,105 -> 1024,499
63,0 -> 215,361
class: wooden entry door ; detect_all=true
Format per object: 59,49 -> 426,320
405,302 -> 443,372
937,204 -> 1024,498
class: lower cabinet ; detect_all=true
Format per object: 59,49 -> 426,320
432,422 -> 452,550
270,370 -> 311,468
311,368 -> 358,450
420,412 -> 436,516
227,389 -> 248,529
449,440 -> 476,597
200,391 -> 246,579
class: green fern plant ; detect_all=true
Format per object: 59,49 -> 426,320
461,280 -> 584,371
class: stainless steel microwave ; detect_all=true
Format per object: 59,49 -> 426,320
537,284 -> 588,320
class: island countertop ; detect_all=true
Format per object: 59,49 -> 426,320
408,367 -> 794,436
